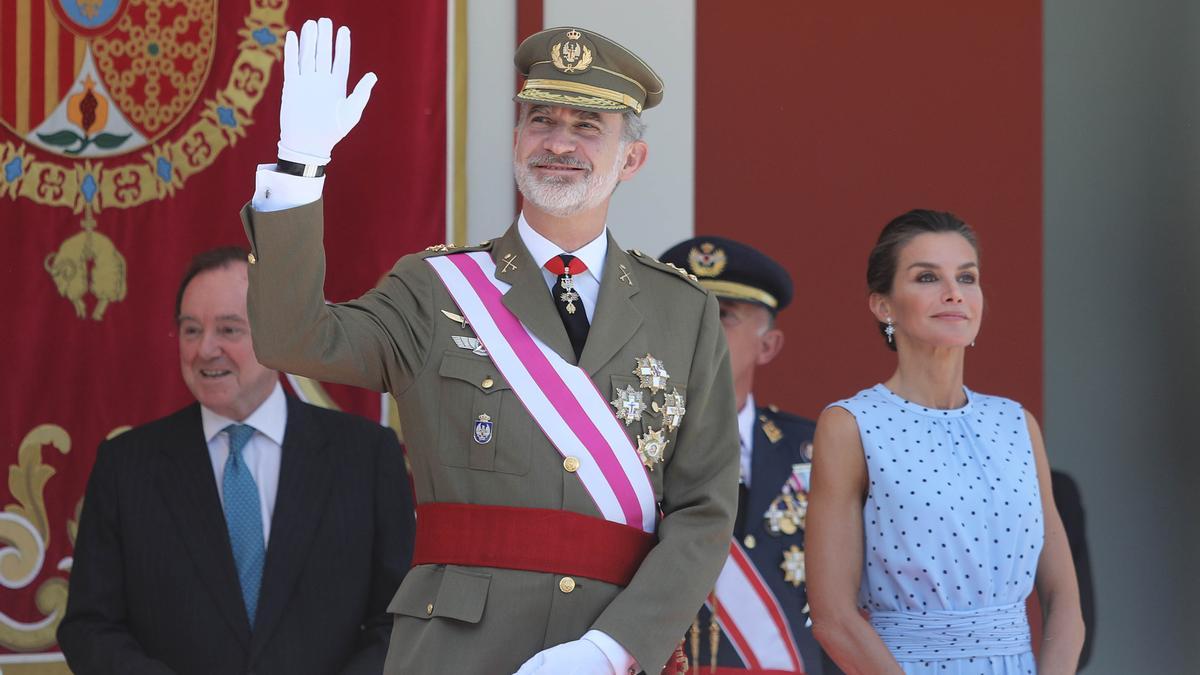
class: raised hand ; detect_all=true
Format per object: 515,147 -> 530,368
278,17 -> 377,166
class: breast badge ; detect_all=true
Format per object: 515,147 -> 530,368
637,428 -> 669,470
765,493 -> 806,535
654,387 -> 687,432
780,545 -> 805,588
441,309 -> 469,328
611,385 -> 646,426
473,414 -> 494,445
764,463 -> 811,535
452,335 -> 488,356
633,353 -> 670,394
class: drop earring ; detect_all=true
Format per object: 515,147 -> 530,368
885,317 -> 895,344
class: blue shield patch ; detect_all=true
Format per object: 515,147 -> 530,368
473,414 -> 493,445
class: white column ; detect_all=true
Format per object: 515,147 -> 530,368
448,0 -> 518,246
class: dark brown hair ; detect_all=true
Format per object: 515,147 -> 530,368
867,210 -> 979,350
175,246 -> 249,321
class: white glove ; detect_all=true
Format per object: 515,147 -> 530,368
277,17 -> 377,165
512,637 -> 615,675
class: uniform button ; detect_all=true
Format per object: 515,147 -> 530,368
744,534 -> 757,549
563,456 -> 580,473
559,576 -> 576,593
425,603 -> 434,615
247,252 -> 257,265
481,377 -> 494,389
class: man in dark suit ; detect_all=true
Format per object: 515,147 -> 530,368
58,246 -> 414,675
661,237 -> 839,674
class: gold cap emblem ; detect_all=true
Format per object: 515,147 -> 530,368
551,29 -> 594,73
687,243 -> 727,277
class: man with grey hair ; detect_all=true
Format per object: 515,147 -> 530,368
240,18 -> 738,675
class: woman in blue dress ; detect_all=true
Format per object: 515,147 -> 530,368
806,210 -> 1083,674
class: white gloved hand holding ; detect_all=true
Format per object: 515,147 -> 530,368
277,17 -> 377,165
512,636 -> 615,675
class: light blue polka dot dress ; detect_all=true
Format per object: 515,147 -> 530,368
830,384 -> 1043,674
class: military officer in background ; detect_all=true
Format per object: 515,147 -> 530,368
240,18 -> 737,675
661,237 -> 839,675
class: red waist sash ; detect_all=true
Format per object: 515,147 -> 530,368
411,503 -> 657,586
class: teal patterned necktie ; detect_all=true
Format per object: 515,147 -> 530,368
222,423 -> 264,627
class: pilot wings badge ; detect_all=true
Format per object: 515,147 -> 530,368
452,335 -> 488,356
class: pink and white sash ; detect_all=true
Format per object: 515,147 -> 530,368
710,540 -> 804,672
427,252 -> 657,533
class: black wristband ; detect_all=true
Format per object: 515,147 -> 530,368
275,158 -> 326,178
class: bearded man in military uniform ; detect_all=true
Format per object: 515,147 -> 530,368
240,18 -> 738,675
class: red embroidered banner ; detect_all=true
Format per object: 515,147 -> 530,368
0,2 -> 444,670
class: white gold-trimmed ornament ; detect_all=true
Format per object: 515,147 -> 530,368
633,353 -> 670,393
637,428 -> 669,470
661,387 -> 687,432
610,385 -> 646,426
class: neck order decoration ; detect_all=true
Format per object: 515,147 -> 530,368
545,254 -> 588,315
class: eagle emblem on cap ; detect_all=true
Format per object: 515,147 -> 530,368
687,242 -> 727,277
551,29 -> 593,73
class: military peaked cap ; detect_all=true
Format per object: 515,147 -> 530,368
660,236 -> 795,313
514,27 -> 664,115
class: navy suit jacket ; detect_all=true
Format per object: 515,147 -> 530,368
58,395 -> 414,675
698,405 -> 840,674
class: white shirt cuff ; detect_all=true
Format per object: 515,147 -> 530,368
252,164 -> 325,212
582,629 -> 638,675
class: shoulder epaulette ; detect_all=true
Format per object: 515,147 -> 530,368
627,249 -> 706,291
419,240 -> 494,257
764,404 -> 810,424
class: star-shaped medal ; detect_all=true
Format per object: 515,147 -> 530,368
781,545 -> 806,587
637,428 -> 669,470
633,354 -> 670,393
661,387 -> 686,432
610,385 -> 646,426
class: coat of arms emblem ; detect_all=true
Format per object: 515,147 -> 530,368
687,242 -> 727,277
550,29 -> 593,74
0,0 -> 288,320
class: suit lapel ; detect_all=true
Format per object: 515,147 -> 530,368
249,397 -> 337,656
158,405 -> 252,646
492,225 -> 577,363
579,239 -> 642,375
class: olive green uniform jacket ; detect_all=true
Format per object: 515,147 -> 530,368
241,200 -> 739,674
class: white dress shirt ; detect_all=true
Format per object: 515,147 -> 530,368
201,380 -> 287,545
737,393 -> 756,487
517,212 -> 606,320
